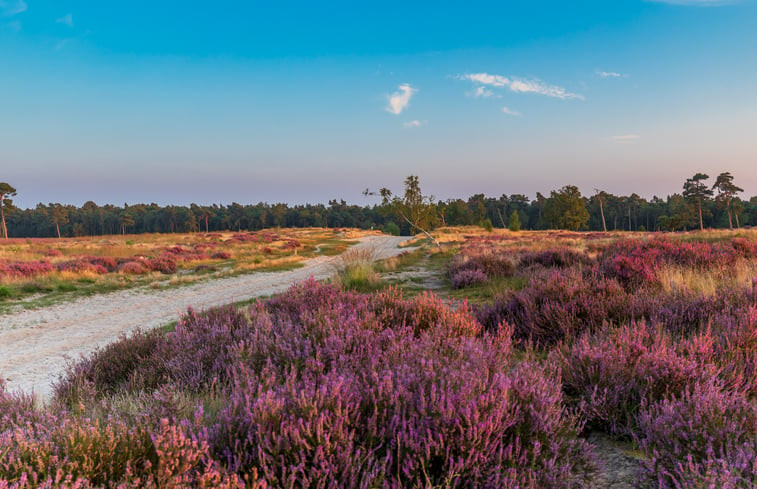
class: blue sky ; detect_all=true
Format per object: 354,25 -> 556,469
2,0 -> 756,207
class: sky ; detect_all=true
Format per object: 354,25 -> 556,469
1,0 -> 756,208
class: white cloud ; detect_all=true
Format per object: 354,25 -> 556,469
403,120 -> 423,128
596,70 -> 626,78
459,72 -> 584,100
56,13 -> 73,27
501,107 -> 522,116
386,84 -> 417,115
646,0 -> 739,5
608,134 -> 641,143
462,73 -> 511,87
0,0 -> 27,17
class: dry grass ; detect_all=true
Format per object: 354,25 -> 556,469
330,247 -> 384,291
658,260 -> 757,296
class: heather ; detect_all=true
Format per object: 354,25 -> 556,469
3,280 -> 592,488
459,231 -> 757,487
4,230 -> 757,487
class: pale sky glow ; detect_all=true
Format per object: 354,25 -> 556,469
1,1 -> 756,207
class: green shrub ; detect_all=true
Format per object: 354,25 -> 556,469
509,210 -> 521,231
383,221 -> 401,236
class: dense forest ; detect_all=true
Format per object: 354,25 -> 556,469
3,173 -> 757,238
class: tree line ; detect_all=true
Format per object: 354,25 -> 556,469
2,172 -> 757,238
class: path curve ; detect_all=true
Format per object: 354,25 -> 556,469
0,235 -> 411,399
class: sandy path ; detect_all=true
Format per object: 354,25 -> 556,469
0,235 -> 411,400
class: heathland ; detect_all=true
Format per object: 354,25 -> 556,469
1,227 -> 756,488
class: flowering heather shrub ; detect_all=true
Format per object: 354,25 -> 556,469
599,237 -> 755,288
192,242 -> 217,252
451,267 -> 488,288
117,260 -> 149,275
55,260 -> 108,275
261,246 -> 273,254
623,285 -> 757,336
0,415 -> 245,488
264,278 -> 370,325
49,280 -> 586,486
54,329 -> 167,406
165,245 -> 190,255
229,233 -> 257,243
162,306 -> 260,392
147,256 -> 177,274
0,379 -> 41,430
731,237 -> 757,257
519,248 -> 594,269
161,247 -> 208,263
213,289 -> 588,487
554,322 -> 715,437
636,381 -> 757,488
84,256 -> 118,272
45,248 -> 63,257
282,239 -> 301,249
0,260 -> 53,279
369,288 -> 482,337
0,415 -> 154,486
211,251 -> 231,260
476,269 -> 629,346
448,252 -> 515,280
693,305 -> 757,399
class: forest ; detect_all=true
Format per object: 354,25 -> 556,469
2,173 -> 757,238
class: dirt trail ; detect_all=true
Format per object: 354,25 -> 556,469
0,235 -> 411,399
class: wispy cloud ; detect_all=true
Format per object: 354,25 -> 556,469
56,13 -> 73,28
458,72 -> 584,100
501,107 -> 522,117
0,0 -> 27,17
471,86 -> 495,98
646,0 -> 739,5
608,134 -> 641,143
403,120 -> 424,128
596,70 -> 627,78
386,84 -> 417,115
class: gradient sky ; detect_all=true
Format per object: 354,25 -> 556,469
2,0 -> 756,208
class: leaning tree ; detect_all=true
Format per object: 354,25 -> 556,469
365,175 -> 440,247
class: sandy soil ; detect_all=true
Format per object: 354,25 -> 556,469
0,235 -> 411,400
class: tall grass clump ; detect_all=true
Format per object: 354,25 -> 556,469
331,247 -> 384,291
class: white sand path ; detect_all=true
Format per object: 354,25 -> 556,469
0,235 -> 411,400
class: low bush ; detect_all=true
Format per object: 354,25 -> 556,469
451,267 -> 488,288
519,248 -> 593,269
637,381 -> 757,488
147,256 -> 177,274
476,269 -> 628,346
554,322 -> 713,437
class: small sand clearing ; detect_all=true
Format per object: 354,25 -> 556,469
0,235 -> 411,400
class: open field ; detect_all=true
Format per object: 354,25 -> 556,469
1,228 -> 756,488
0,228 -> 369,314
0,234 -> 410,400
